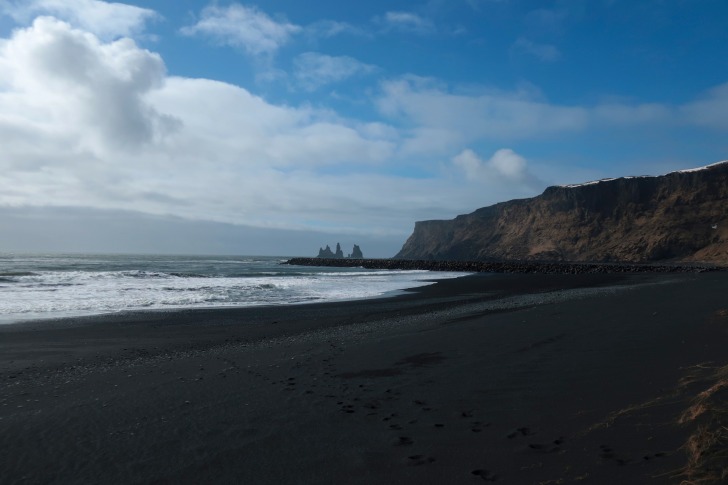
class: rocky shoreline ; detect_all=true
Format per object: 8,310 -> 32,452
285,257 -> 725,274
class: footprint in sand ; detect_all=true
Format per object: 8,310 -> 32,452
507,426 -> 531,439
471,422 -> 490,433
471,469 -> 498,481
642,452 -> 667,461
395,436 -> 414,446
526,436 -> 564,453
599,445 -> 631,465
407,455 -> 436,466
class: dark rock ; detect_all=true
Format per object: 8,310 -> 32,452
317,245 -> 335,258
318,243 -> 363,259
349,244 -> 363,259
283,257 -> 724,274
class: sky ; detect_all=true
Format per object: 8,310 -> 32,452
0,0 -> 727,257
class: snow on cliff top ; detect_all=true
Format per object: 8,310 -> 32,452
560,160 -> 728,189
675,160 -> 728,173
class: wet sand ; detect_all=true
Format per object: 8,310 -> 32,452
2,272 -> 728,484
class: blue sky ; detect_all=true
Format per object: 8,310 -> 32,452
0,0 -> 726,256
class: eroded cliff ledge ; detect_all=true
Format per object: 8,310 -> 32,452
395,161 -> 728,264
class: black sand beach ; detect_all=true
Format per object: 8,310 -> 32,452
2,271 -> 728,484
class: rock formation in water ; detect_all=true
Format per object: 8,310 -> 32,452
348,244 -> 363,259
317,243 -> 364,259
318,245 -> 335,258
395,161 -> 728,264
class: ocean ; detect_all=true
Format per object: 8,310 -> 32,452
0,253 -> 465,324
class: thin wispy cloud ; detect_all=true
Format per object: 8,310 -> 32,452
294,52 -> 377,91
680,83 -> 728,130
511,37 -> 561,62
525,7 -> 569,34
305,19 -> 369,39
375,75 -> 728,161
377,77 -> 589,153
180,3 -> 301,57
378,11 -> 436,34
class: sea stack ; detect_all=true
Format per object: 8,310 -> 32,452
349,245 -> 363,259
317,243 -> 364,259
317,243 -> 345,258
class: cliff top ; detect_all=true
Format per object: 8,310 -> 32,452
559,160 -> 728,189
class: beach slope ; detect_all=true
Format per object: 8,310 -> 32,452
2,272 -> 728,484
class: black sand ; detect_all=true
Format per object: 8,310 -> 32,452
2,272 -> 728,484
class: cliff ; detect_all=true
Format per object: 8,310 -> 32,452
395,161 -> 728,264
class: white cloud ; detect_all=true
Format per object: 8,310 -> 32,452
511,37 -> 561,62
376,76 -> 728,157
305,20 -> 368,39
2,13 -> 726,241
294,52 -> 376,91
452,149 -> 484,180
149,77 -> 395,167
489,148 -> 528,179
0,17 -> 176,153
180,3 -> 301,57
0,0 -> 158,39
452,148 -> 529,182
377,77 -> 589,154
379,11 -> 435,34
680,82 -> 728,130
0,18 -> 424,236
594,102 -> 672,125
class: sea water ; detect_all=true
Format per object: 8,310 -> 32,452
0,253 -> 465,323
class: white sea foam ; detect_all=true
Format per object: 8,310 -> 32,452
0,255 -> 466,324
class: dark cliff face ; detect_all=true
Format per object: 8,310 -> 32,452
395,161 -> 728,263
